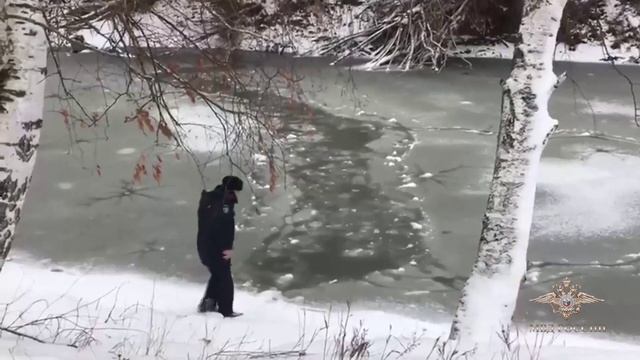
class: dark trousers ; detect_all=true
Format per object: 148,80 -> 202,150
203,259 -> 234,315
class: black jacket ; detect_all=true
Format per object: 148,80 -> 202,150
197,185 -> 236,265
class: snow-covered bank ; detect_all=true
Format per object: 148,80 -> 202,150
0,257 -> 443,359
1,258 -> 640,359
452,42 -> 639,65
68,0 -> 639,67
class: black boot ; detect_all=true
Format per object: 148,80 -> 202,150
221,311 -> 242,318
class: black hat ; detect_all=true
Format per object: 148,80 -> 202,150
222,175 -> 243,191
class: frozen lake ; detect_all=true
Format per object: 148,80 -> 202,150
13,52 -> 640,337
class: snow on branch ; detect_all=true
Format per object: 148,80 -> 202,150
318,0 -> 472,71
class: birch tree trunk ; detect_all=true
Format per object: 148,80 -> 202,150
0,0 -> 47,271
448,0 -> 568,350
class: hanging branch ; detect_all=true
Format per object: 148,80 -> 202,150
318,0 -> 472,71
27,0 -> 302,192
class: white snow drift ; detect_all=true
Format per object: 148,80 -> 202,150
1,258 -> 640,359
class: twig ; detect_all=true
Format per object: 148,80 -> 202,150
0,326 -> 78,348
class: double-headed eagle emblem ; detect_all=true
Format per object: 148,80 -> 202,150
530,277 -> 604,320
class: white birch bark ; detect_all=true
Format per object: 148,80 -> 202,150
447,0 -> 568,350
0,0 -> 47,271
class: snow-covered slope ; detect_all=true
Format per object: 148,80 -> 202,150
1,258 -> 639,359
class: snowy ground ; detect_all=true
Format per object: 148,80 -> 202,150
2,258 -> 640,360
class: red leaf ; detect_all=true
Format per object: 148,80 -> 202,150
136,110 -> 155,133
145,118 -> 155,133
59,109 -> 70,126
133,162 -> 145,184
136,117 -> 145,132
152,162 -> 162,184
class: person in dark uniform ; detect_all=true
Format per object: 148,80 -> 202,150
197,175 -> 243,317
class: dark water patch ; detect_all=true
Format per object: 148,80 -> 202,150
236,98 -> 433,291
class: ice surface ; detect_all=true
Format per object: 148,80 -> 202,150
474,151 -> 640,239
168,104 -> 229,154
410,222 -> 424,230
116,147 -> 137,155
56,182 -> 74,190
277,273 -> 295,286
584,99 -> 637,117
535,153 -> 640,238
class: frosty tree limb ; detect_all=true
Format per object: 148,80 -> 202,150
0,0 -> 48,271
319,0 -> 472,71
0,325 -> 48,345
447,0 -> 568,351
